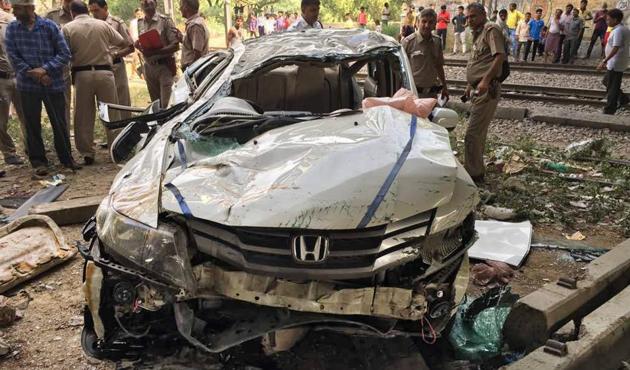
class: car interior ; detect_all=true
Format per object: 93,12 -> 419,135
230,56 -> 405,114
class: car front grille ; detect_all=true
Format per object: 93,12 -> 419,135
188,210 -> 441,280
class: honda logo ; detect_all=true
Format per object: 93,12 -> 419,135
292,235 -> 330,263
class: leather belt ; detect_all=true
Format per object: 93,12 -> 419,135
71,65 -> 112,73
113,58 -> 123,64
147,57 -> 173,66
0,71 -> 12,79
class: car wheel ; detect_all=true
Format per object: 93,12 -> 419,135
81,325 -> 107,360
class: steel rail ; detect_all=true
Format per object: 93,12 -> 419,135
444,59 -> 630,76
446,80 -> 606,99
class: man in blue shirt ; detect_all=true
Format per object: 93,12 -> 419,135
524,8 -> 545,61
5,0 -> 78,175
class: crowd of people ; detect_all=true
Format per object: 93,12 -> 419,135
0,0 -> 211,176
395,1 -> 620,65
398,2 -> 628,183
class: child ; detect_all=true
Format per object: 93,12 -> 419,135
515,12 -> 531,61
375,19 -> 382,33
538,26 -> 548,57
358,7 -> 368,28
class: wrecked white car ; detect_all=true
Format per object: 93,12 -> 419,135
79,29 -> 479,360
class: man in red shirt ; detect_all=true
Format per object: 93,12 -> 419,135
436,4 -> 450,49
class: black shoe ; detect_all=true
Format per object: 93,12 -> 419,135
63,161 -> 82,171
34,166 -> 49,176
84,157 -> 95,166
4,155 -> 24,165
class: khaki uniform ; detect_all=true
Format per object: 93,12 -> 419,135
0,13 -> 27,160
465,22 -> 505,179
401,33 -> 444,98
105,15 -> 134,116
63,14 -> 127,160
181,13 -> 209,70
46,8 -> 73,133
138,14 -> 178,108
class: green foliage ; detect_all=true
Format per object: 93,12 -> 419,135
107,0 -> 140,21
380,22 -> 400,38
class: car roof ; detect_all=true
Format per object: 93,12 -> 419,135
231,29 -> 400,79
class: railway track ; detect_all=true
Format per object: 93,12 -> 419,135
444,58 -> 630,76
446,79 -> 606,106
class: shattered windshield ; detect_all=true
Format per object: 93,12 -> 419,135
174,46 -> 410,159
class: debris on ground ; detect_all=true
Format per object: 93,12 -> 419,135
0,215 -> 76,294
503,154 -> 527,175
530,243 -> 609,263
483,205 -> 517,221
448,287 -> 519,361
471,261 -> 515,286
565,231 -> 586,241
468,221 -> 532,267
565,138 -> 609,159
38,174 -> 66,188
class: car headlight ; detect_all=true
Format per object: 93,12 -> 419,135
96,196 -> 195,291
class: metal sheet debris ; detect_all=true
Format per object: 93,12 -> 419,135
468,221 -> 532,267
6,185 -> 67,222
0,215 -> 76,294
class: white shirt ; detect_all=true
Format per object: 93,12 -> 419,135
130,18 -> 139,42
549,16 -> 561,33
606,24 -> 630,72
559,12 -> 571,35
381,7 -> 390,21
287,15 -> 322,31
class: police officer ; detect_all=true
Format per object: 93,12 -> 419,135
0,1 -> 25,165
401,8 -> 449,99
177,0 -> 209,71
135,0 -> 179,108
63,0 -> 128,165
88,0 -> 134,117
463,3 -> 506,185
46,0 -> 73,132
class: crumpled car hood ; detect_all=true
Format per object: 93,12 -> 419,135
161,106 -> 458,229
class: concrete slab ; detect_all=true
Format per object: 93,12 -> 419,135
29,195 -> 105,226
530,109 -> 630,132
446,101 -> 528,120
503,239 -> 630,351
503,285 -> 630,370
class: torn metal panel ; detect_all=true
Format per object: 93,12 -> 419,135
232,29 -> 399,80
82,261 -> 105,339
194,264 -> 427,320
162,106 -> 458,229
0,215 -> 76,294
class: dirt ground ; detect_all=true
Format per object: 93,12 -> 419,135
0,75 -> 627,369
